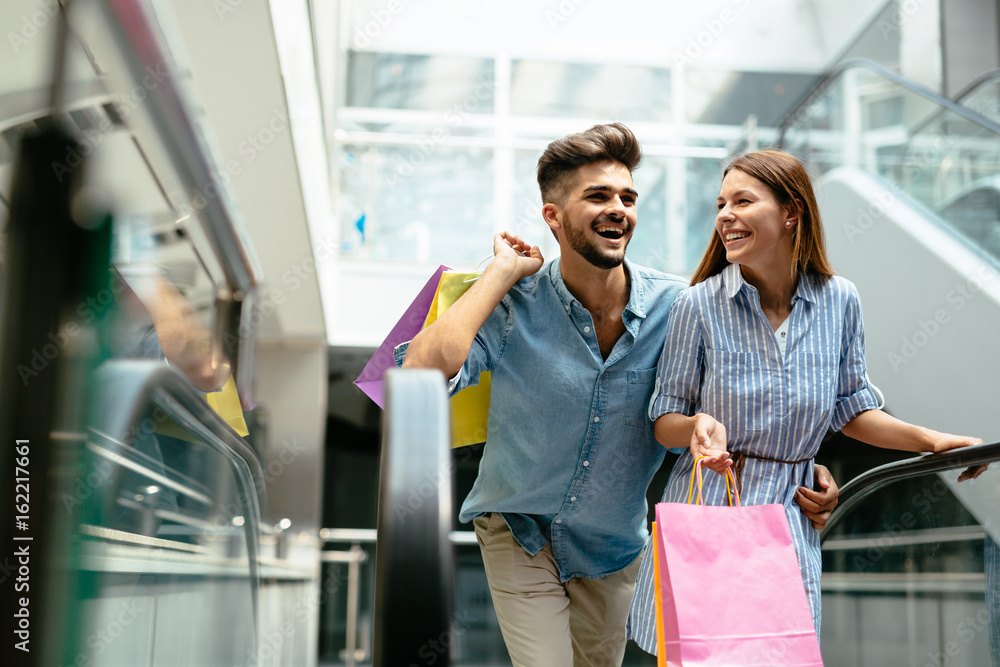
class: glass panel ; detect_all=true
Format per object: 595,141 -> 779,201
821,468 -> 1000,666
346,52 -> 495,113
627,157 -> 670,272
338,143 -> 495,264
687,70 -> 816,126
510,60 -> 671,122
686,151 -> 727,275
781,64 -> 1000,267
957,74 -> 1000,125
65,400 -> 258,665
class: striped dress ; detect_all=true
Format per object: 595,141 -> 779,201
627,262 -> 882,654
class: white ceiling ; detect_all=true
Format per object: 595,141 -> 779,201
342,0 -> 890,72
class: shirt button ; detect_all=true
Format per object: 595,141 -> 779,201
583,461 -> 590,467
594,416 -> 600,422
555,519 -> 562,524
570,496 -> 577,502
583,326 -> 591,332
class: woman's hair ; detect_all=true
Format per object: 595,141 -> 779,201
690,149 -> 835,286
536,123 -> 642,206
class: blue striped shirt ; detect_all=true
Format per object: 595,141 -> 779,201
628,262 -> 882,653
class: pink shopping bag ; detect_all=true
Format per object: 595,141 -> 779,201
654,459 -> 823,666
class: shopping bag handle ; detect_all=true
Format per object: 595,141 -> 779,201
687,456 -> 741,507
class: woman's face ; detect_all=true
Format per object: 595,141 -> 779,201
715,169 -> 795,276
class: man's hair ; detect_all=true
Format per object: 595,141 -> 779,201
536,123 -> 642,206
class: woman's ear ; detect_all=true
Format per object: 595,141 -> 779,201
784,200 -> 803,228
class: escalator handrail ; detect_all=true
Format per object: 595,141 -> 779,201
91,359 -> 266,636
951,68 -> 1000,106
777,58 -> 1000,147
93,359 -> 266,511
820,440 -> 1000,539
98,0 -> 263,293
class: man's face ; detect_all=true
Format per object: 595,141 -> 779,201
552,160 -> 638,270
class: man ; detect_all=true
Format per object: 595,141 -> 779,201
397,123 -> 837,666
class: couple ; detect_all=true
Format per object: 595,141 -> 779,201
396,123 -> 981,666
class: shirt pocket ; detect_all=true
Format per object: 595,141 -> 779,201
794,351 -> 839,428
704,349 -> 769,433
624,367 -> 658,428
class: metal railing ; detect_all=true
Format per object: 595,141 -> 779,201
777,58 -> 1000,146
820,441 -> 1000,538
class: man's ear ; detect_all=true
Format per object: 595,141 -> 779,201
542,202 -> 562,233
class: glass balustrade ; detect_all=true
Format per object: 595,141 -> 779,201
780,61 -> 1000,267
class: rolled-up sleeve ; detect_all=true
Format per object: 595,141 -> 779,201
649,290 -> 702,421
393,296 -> 512,397
831,286 -> 882,431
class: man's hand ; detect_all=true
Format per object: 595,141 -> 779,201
493,232 -> 543,281
689,413 -> 731,474
796,464 -> 838,530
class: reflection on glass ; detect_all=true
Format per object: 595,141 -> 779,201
68,411 -> 256,665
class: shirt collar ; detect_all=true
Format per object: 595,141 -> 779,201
721,262 -> 819,305
548,257 -> 647,319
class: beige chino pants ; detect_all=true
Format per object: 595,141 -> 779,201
473,512 -> 643,667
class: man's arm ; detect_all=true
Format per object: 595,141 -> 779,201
402,232 -> 542,377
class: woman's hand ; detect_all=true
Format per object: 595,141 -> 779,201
926,431 -> 983,455
690,413 -> 732,474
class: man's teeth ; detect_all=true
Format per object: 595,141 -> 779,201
725,232 -> 750,241
595,225 -> 624,238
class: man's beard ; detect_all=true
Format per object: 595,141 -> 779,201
563,218 -> 630,270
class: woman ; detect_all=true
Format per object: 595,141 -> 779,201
626,149 -> 982,653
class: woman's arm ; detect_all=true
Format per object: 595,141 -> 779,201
841,409 -> 982,453
655,412 -> 732,473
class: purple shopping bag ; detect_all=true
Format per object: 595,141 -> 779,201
353,265 -> 449,408
655,460 -> 823,666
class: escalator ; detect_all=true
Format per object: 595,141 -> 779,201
778,59 -> 1000,665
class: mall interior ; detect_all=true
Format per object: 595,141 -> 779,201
1,0 -> 999,665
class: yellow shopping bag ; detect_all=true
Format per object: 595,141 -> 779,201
423,271 -> 491,449
156,373 -> 250,441
204,375 -> 250,437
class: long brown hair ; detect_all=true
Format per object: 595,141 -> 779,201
690,149 -> 835,286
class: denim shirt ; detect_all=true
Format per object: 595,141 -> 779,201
396,258 -> 687,580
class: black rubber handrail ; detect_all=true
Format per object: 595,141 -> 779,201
777,58 -> 1000,147
821,441 -> 1000,539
